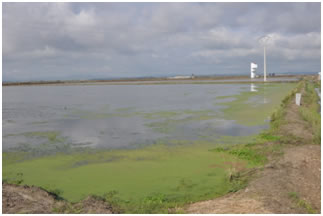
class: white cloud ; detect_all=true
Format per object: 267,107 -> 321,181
2,2 -> 321,81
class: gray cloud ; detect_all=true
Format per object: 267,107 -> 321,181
2,2 -> 321,81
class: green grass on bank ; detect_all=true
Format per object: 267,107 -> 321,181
288,191 -> 317,214
299,80 -> 321,144
270,79 -> 320,144
270,81 -> 303,132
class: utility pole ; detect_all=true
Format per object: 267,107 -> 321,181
264,44 -> 266,82
259,35 -> 271,82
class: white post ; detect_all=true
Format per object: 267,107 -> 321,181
296,93 -> 302,106
264,45 -> 266,82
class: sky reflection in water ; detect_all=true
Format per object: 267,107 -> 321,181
3,84 -> 269,152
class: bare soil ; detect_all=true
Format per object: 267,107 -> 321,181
2,184 -> 113,214
186,92 -> 321,213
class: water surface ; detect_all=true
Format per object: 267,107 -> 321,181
2,82 -> 297,206
3,84 -> 272,152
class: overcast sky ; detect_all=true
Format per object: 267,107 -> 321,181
3,2 -> 321,81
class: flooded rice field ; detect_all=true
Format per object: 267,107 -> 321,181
4,84 -> 277,152
3,82 -> 296,211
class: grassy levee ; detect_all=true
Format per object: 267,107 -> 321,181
271,77 -> 320,144
299,79 -> 321,144
210,78 -> 320,200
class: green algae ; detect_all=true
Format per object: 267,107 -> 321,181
3,130 -> 72,160
4,131 -> 64,143
3,142 -> 255,213
23,131 -> 62,142
142,111 -> 179,119
66,108 -> 138,119
145,120 -> 177,134
216,95 -> 234,100
66,107 -> 220,122
31,121 -> 48,125
143,109 -> 220,134
218,83 -> 297,126
62,84 -> 295,127
3,134 -> 260,212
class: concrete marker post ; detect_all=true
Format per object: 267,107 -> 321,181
296,93 -> 302,106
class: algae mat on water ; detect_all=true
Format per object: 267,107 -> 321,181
218,83 -> 297,126
3,143 -> 256,213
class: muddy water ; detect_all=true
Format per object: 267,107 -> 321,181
3,84 -> 268,152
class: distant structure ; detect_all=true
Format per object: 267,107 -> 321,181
318,72 -> 321,80
168,75 -> 195,79
250,62 -> 258,78
268,73 -> 275,77
250,83 -> 257,92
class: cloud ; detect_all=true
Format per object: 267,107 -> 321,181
2,2 -> 321,81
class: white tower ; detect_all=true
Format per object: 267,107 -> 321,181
250,62 -> 258,78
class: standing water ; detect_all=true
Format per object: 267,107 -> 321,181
3,84 -> 273,152
3,82 -> 296,208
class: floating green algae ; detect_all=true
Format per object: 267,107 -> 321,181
142,111 -> 179,119
218,83 -> 297,126
3,142 -> 255,213
22,131 -> 62,142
